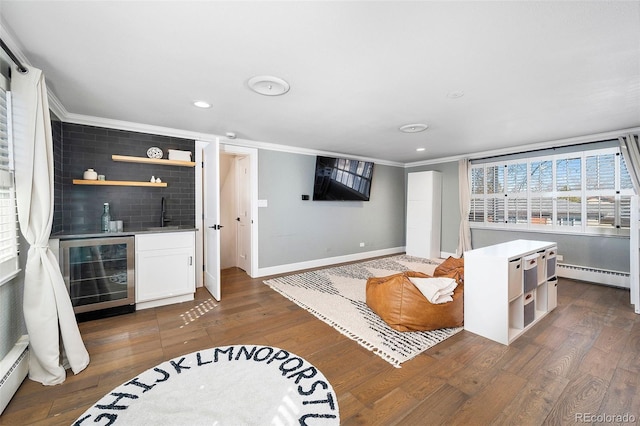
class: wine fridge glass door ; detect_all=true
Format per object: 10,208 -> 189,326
60,237 -> 135,314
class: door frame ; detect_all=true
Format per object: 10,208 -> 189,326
221,143 -> 258,277
195,140 -> 258,285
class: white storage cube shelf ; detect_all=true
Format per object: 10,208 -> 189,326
464,240 -> 558,345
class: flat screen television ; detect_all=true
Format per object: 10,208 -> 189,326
312,156 -> 374,201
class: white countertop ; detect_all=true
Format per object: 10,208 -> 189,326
50,226 -> 197,240
465,239 -> 556,259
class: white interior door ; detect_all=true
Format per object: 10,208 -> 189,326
203,140 -> 221,300
236,155 -> 251,272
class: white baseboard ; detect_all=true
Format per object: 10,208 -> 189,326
0,335 -> 29,415
557,263 -> 630,288
136,293 -> 195,310
440,251 -> 457,259
255,247 -> 406,278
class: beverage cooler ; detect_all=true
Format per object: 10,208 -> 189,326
59,236 -> 135,318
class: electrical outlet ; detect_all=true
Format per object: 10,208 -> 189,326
359,242 -> 365,247
557,254 -> 563,261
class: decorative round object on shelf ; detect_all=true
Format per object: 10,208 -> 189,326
146,147 -> 163,159
83,168 -> 98,180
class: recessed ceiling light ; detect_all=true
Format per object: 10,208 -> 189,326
416,148 -> 426,152
193,100 -> 212,108
248,75 -> 290,96
447,91 -> 464,99
399,123 -> 428,133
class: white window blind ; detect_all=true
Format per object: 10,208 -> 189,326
0,73 -> 19,286
469,146 -> 633,236
529,160 -> 553,227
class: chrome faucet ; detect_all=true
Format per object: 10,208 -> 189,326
161,197 -> 171,227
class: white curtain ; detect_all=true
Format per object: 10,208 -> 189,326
11,66 -> 90,385
457,158 -> 472,256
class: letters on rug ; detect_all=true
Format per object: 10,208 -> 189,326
73,345 -> 339,425
263,255 -> 463,368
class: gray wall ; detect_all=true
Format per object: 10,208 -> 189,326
471,230 -> 630,272
406,161 -> 460,255
258,150 -> 406,268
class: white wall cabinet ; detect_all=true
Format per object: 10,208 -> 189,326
464,239 -> 557,345
406,171 -> 442,259
135,231 -> 195,310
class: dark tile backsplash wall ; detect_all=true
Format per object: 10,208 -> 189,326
53,123 -> 195,233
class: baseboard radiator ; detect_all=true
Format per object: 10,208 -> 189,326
557,263 -> 630,289
0,335 -> 29,415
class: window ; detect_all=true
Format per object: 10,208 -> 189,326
0,73 -> 19,285
469,145 -> 633,235
330,158 -> 373,196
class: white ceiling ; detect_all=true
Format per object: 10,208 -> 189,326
1,1 -> 639,164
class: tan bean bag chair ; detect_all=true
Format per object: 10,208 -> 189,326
365,257 -> 464,332
433,256 -> 464,285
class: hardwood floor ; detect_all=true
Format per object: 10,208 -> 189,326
2,265 -> 639,425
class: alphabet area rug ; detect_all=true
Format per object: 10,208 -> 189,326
264,255 -> 463,368
73,345 -> 339,425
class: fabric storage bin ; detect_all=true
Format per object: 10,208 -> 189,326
523,291 -> 536,326
547,276 -> 558,311
523,253 -> 538,293
508,258 -> 522,301
546,247 -> 557,279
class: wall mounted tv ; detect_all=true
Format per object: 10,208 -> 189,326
313,156 -> 374,201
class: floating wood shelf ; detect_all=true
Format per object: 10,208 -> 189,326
111,155 -> 196,167
73,179 -> 168,187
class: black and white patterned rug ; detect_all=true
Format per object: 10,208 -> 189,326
73,345 -> 339,425
264,255 -> 463,368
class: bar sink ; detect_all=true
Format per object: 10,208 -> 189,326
146,226 -> 181,231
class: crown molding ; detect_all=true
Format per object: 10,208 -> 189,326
219,136 -> 404,167
0,23 -> 29,68
63,112 -> 218,142
46,89 -> 67,120
404,127 -> 640,168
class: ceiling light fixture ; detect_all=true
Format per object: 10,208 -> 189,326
193,100 -> 212,108
447,91 -> 464,99
416,148 -> 426,152
399,123 -> 428,133
248,75 -> 290,96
